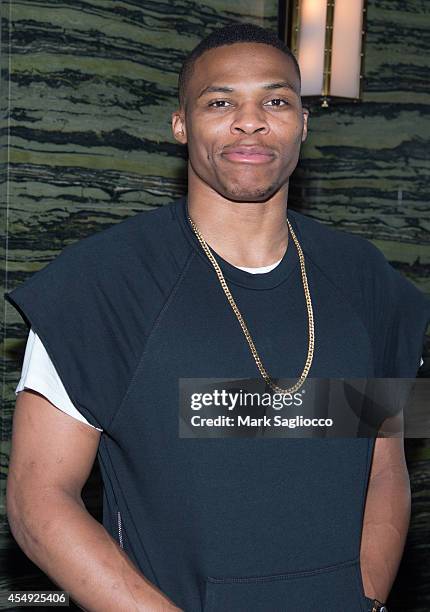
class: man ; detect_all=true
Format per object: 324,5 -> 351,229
5,23 -> 430,612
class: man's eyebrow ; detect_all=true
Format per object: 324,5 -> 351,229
197,81 -> 299,99
264,81 -> 298,93
197,85 -> 234,98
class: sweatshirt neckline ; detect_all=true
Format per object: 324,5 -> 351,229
175,195 -> 300,290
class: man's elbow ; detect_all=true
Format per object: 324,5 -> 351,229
6,475 -> 45,557
371,462 -> 411,489
368,463 -> 412,519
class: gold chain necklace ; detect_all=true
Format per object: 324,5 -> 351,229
188,215 -> 315,394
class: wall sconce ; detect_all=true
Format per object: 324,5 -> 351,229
279,0 -> 368,107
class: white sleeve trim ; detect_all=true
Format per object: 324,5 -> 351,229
16,328 -> 103,432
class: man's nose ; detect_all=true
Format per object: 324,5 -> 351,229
230,103 -> 270,134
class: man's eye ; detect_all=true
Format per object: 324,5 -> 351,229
208,100 -> 231,108
265,98 -> 289,107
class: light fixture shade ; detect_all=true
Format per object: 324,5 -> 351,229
330,0 -> 365,98
283,0 -> 367,105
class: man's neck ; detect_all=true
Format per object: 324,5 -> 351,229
187,188 -> 290,268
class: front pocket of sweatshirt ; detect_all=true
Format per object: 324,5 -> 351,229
203,557 -> 371,612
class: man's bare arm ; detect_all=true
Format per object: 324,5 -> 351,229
360,415 -> 411,602
7,390 -> 183,612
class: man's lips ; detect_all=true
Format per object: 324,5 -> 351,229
221,146 -> 275,164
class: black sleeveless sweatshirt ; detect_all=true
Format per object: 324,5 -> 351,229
5,195 -> 430,611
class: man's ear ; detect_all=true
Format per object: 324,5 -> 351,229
301,107 -> 309,143
172,110 -> 187,144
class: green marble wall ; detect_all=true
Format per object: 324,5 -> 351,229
1,0 -> 429,610
290,0 -> 429,294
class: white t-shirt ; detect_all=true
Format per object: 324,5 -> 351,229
15,259 -> 286,432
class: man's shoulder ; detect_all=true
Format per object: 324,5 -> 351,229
57,198 -> 184,268
289,208 -> 386,276
30,198 -> 188,296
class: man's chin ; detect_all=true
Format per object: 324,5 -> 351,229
222,184 -> 278,203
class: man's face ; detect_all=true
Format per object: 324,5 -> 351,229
172,42 -> 309,202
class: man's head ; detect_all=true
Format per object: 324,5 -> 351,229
172,23 -> 309,202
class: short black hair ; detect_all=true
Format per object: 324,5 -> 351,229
178,23 -> 301,109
